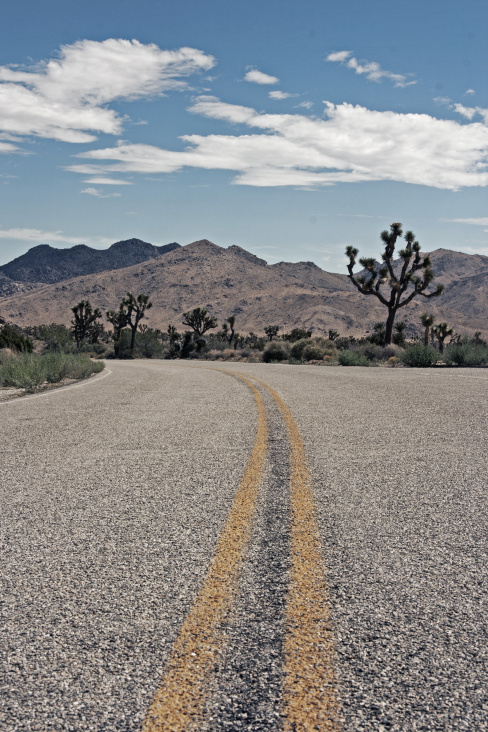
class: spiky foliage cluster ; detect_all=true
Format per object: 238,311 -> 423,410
432,322 -> 453,353
71,300 -> 102,348
107,292 -> 152,353
182,307 -> 217,337
346,223 -> 444,345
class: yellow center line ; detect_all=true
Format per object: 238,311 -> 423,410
235,372 -> 340,732
143,371 -> 267,732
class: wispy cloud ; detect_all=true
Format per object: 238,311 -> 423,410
326,50 -> 416,87
84,177 -> 132,185
68,96 -> 488,191
0,227 -> 113,246
453,103 -> 488,124
81,187 -> 121,198
243,68 -> 279,85
448,217 -> 488,232
0,39 -> 215,145
269,91 -> 294,100
464,89 -> 475,96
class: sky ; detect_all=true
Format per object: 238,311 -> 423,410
0,0 -> 487,272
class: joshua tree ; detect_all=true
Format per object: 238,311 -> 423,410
221,315 -> 236,346
328,329 -> 340,341
167,324 -> 180,346
432,322 -> 453,354
264,325 -> 280,341
182,307 -> 217,337
122,293 -> 153,351
106,305 -> 129,347
346,222 -> 444,345
420,313 -> 435,347
71,300 -> 102,348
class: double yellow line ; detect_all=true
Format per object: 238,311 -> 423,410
143,369 -> 339,731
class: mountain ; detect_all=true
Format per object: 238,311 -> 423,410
0,238 -> 180,284
0,240 -> 487,339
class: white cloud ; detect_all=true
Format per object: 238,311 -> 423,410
68,95 -> 488,191
244,68 -> 279,85
269,91 -> 293,100
81,187 -> 121,198
84,177 -> 132,185
0,227 -> 113,246
453,103 -> 488,124
0,141 -> 19,153
449,217 -> 488,225
326,50 -> 416,87
0,39 -> 215,144
297,101 -> 313,110
465,89 -> 475,95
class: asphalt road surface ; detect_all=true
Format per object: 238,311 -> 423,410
1,360 -> 487,731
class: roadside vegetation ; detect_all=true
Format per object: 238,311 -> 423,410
0,350 -> 104,392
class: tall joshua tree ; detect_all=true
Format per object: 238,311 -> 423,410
122,292 -> 153,351
71,300 -> 102,348
346,223 -> 444,345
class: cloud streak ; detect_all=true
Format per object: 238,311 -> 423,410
69,96 -> 488,190
0,227 -> 113,246
326,51 -> 416,87
0,39 -> 215,145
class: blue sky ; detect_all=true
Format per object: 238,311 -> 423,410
0,0 -> 487,271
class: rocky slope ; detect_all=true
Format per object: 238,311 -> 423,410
0,240 -> 486,339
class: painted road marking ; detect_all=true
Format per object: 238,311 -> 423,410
144,366 -> 339,730
236,374 -> 339,732
143,373 -> 268,732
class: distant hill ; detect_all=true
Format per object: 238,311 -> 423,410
0,240 -> 486,339
0,238 -> 180,284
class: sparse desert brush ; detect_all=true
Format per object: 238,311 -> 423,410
0,352 -> 104,392
387,356 -> 398,366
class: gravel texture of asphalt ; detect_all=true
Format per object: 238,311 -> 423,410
1,360 -> 488,731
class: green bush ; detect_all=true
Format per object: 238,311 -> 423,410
338,350 -> 368,366
338,350 -> 369,366
0,352 -> 104,392
445,342 -> 488,366
401,344 -> 439,367
302,344 -> 326,361
290,338 -> 312,360
0,324 -> 33,352
262,341 -> 290,362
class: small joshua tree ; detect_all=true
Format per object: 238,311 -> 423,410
420,313 -> 435,347
221,315 -> 236,346
432,322 -> 453,354
182,307 -> 217,337
71,300 -> 102,348
346,223 -> 444,345
264,325 -> 280,341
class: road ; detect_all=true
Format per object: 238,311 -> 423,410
1,360 -> 487,731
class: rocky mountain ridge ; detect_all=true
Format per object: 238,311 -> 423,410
0,238 -> 180,284
0,239 -> 487,339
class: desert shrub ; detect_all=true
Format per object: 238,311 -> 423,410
338,350 -> 369,366
335,336 -> 355,351
362,344 -> 397,362
290,338 -> 312,360
282,328 -> 312,342
401,344 -> 439,368
302,344 -> 326,361
445,342 -> 488,366
387,356 -> 398,366
0,324 -> 33,353
0,352 -> 104,391
262,342 -> 290,363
